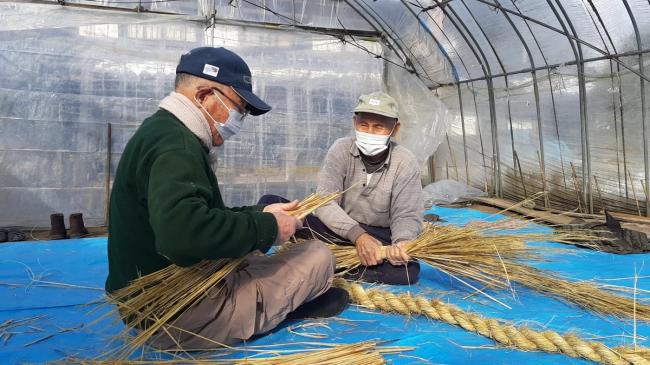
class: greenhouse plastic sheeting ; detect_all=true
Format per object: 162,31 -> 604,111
1,206 -> 649,364
0,3 -> 383,227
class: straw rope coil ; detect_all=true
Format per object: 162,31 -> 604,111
334,279 -> 650,365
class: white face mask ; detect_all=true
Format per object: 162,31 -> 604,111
355,130 -> 391,156
195,90 -> 247,143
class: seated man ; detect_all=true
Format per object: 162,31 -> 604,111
259,91 -> 423,285
105,47 -> 348,350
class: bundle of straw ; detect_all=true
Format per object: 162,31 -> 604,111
331,224 -> 549,290
62,341 -> 411,365
331,223 -> 650,321
108,191 -> 341,357
288,192 -> 340,220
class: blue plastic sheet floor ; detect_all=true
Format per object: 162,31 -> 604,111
1,206 -> 649,364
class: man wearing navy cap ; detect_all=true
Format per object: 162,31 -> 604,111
105,47 -> 348,349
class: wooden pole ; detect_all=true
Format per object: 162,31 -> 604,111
627,169 -> 642,216
570,162 -> 584,213
513,150 -> 528,198
428,155 -> 436,184
445,132 -> 459,181
641,179 -> 649,217
593,175 -> 604,213
104,123 -> 112,226
537,150 -> 550,208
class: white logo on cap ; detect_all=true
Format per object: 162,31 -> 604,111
202,64 -> 220,78
368,98 -> 381,106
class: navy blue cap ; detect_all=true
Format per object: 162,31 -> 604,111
176,47 -> 271,116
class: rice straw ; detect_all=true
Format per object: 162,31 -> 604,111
331,223 -> 650,321
107,191 -> 342,357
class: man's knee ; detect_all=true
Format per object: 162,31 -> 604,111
301,240 -> 336,275
257,194 -> 288,205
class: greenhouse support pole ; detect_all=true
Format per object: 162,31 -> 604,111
510,0 -> 569,191
104,122 -> 112,226
404,1 -> 491,190
622,0 -> 649,216
550,0 -> 593,213
459,0 -> 518,198
436,0 -> 502,197
456,85 -> 470,184
495,0 -> 548,207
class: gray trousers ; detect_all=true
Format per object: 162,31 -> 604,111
149,240 -> 335,350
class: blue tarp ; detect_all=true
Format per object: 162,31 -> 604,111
1,206 -> 649,364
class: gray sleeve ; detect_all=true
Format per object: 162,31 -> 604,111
314,140 -> 366,243
389,163 -> 423,243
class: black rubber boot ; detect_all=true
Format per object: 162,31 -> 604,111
69,213 -> 89,238
49,213 -> 68,240
7,229 -> 26,242
0,229 -> 7,243
285,287 -> 349,320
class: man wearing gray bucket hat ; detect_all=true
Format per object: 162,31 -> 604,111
313,91 -> 423,285
258,91 -> 423,285
106,47 -> 347,350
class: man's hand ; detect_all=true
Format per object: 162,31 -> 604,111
263,200 -> 299,214
386,241 -> 410,266
355,233 -> 383,266
272,211 -> 302,245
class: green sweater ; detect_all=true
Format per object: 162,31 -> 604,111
105,109 -> 278,293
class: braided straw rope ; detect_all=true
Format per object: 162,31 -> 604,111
334,279 -> 650,365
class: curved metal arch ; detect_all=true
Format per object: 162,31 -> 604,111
456,0 -> 520,195
397,1 -> 473,184
474,0 -> 650,83
400,1 -> 468,81
346,0 -> 441,88
492,0 -> 548,207
432,0 -> 503,196
401,1 -> 491,189
582,0 -> 626,199
341,0 -> 423,82
509,0 -> 569,192
547,0 -> 591,213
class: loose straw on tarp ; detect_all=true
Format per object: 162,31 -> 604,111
60,340 -> 412,365
107,191 -> 341,358
330,223 -> 650,322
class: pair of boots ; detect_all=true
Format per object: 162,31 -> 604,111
49,213 -> 89,240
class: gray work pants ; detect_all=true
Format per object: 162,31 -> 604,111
149,240 -> 335,349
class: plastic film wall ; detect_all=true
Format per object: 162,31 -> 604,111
422,0 -> 650,214
331,0 -> 650,215
0,3 -> 383,227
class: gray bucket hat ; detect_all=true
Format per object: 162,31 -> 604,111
353,91 -> 399,119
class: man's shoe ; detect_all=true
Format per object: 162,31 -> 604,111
7,229 -> 26,242
285,287 -> 349,320
49,213 -> 68,240
69,213 -> 89,238
343,260 -> 421,285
